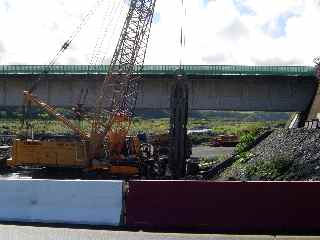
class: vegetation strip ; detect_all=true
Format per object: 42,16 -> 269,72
203,130 -> 273,179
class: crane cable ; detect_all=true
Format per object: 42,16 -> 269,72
89,0 -> 128,67
99,3 -> 129,66
179,0 -> 186,69
28,0 -> 106,93
89,0 -> 121,67
23,0 -> 106,132
88,3 -> 129,121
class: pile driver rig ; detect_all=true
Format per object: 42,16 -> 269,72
8,0 -> 170,177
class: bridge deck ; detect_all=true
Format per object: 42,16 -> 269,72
0,65 -> 316,111
0,65 -> 315,76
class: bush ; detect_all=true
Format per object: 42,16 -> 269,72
235,132 -> 256,155
244,154 -> 292,180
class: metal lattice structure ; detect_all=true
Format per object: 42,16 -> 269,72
90,0 -> 157,159
14,0 -> 157,169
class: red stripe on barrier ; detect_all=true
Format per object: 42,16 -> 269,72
126,181 -> 320,232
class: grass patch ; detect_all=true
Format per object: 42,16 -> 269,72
199,155 -> 229,169
0,117 -> 285,139
244,154 -> 293,180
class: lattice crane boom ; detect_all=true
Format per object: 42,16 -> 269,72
20,0 -> 157,164
89,0 -> 157,160
23,91 -> 89,140
93,0 -> 156,133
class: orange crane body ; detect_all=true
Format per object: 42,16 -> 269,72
9,0 -> 157,177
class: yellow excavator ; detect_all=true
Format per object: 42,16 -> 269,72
8,0 -> 160,177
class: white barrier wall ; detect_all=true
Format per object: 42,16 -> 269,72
0,179 -> 123,226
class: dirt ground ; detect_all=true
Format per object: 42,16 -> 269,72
191,146 -> 235,159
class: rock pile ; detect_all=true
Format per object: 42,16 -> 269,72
219,129 -> 320,181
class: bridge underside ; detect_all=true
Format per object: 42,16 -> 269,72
0,74 -> 316,112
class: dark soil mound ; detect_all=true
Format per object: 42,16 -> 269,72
219,129 -> 320,181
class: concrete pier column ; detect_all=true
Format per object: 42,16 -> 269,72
306,65 -> 320,121
286,83 -> 319,128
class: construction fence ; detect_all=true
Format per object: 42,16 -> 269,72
1,179 -> 320,233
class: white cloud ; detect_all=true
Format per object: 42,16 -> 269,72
202,52 -> 228,64
146,0 -> 320,66
217,19 -> 249,40
0,0 -> 128,64
0,0 -> 319,66
0,41 -> 4,53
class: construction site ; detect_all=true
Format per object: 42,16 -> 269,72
1,0 -> 320,239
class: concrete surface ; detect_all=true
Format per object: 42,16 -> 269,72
0,74 -> 316,111
0,224 -> 319,240
0,179 -> 123,226
191,146 -> 234,159
306,81 -> 320,120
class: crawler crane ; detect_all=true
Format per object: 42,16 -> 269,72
9,0 -> 162,177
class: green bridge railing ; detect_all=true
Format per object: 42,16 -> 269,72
0,65 -> 315,77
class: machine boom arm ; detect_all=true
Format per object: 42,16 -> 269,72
89,0 -> 157,160
92,0 -> 156,135
21,0 -> 157,163
23,91 -> 89,140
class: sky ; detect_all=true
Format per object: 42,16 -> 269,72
0,0 -> 320,66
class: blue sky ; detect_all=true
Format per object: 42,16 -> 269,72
262,13 -> 292,38
0,0 -> 319,66
233,0 -> 256,16
202,0 -> 209,8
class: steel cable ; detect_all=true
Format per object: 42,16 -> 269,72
24,0 -> 107,132
96,1 -> 129,66
89,0 -> 119,67
29,0 -> 106,93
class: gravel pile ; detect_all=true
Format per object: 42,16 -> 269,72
219,129 -> 320,181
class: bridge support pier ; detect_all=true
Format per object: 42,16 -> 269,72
288,77 -> 320,128
305,79 -> 320,121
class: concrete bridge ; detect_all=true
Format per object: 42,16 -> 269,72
0,65 -> 316,112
